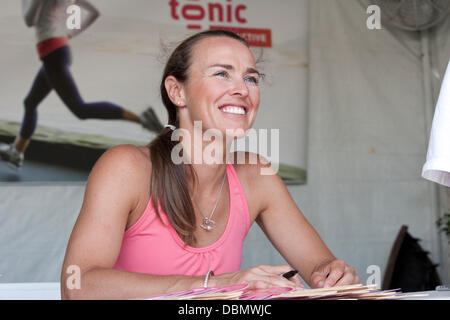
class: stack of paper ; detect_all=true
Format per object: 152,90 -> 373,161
145,284 -> 248,300
145,283 -> 428,300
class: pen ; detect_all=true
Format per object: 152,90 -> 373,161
281,269 -> 298,279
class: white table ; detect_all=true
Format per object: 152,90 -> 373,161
401,290 -> 450,300
0,282 -> 61,300
0,282 -> 449,300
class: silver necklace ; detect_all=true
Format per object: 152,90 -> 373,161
193,170 -> 227,231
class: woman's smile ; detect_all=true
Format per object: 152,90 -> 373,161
219,104 -> 248,116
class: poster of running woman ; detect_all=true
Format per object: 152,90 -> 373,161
0,0 -> 307,183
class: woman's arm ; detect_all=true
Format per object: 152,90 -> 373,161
60,145 -> 204,299
61,146 -> 300,299
22,0 -> 43,27
67,0 -> 100,39
250,157 -> 360,288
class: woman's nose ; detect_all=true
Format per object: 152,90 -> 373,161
229,78 -> 249,97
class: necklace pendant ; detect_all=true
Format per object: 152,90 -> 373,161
200,217 -> 216,231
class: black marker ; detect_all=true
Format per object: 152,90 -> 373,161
281,270 -> 298,279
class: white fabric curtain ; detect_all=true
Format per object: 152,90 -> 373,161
0,0 -> 449,285
304,0 -> 448,283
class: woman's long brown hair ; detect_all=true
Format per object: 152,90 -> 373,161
148,30 -> 249,246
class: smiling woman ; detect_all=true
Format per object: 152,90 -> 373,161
60,30 -> 359,300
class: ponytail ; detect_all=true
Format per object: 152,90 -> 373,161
148,30 -> 248,246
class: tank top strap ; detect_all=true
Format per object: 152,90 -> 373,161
226,163 -> 251,235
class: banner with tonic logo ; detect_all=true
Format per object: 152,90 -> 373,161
0,0 -> 307,183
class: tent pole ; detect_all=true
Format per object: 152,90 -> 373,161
420,28 -> 443,277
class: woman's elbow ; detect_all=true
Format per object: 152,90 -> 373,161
61,283 -> 78,300
61,281 -> 88,300
24,17 -> 34,27
87,4 -> 100,20
60,267 -> 85,300
92,10 -> 100,21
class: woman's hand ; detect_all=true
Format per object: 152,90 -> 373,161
310,259 -> 360,288
211,265 -> 305,290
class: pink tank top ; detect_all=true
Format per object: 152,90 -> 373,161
113,163 -> 251,276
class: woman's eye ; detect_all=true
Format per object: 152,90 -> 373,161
215,71 -> 228,78
245,76 -> 259,85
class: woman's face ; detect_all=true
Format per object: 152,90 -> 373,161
179,36 -> 261,137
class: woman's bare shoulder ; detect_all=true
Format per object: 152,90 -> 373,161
88,144 -> 152,189
97,144 -> 150,168
83,144 -> 152,219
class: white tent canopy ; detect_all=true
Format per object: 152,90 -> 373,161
0,0 -> 449,289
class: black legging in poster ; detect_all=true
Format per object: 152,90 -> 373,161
21,45 -> 124,139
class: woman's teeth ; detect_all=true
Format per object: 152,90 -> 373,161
221,106 -> 246,115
